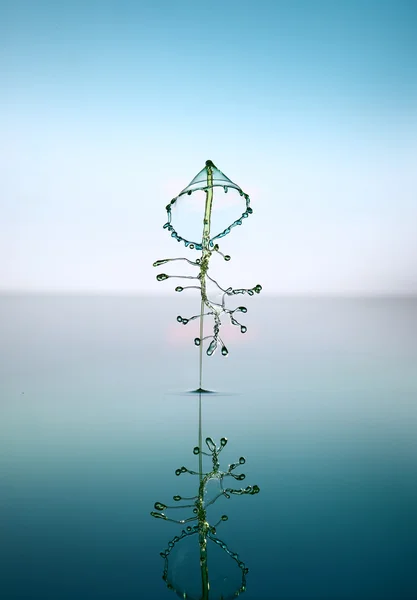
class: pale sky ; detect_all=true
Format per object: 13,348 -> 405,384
1,0 -> 416,295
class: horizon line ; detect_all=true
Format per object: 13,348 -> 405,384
1,289 -> 417,299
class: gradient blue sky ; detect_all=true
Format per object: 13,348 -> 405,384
1,0 -> 416,294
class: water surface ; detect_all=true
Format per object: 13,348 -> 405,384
1,295 -> 416,599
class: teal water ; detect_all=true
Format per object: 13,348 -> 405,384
1,295 -> 416,599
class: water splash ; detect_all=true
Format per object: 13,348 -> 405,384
153,160 -> 262,390
151,160 -> 262,598
151,436 -> 259,599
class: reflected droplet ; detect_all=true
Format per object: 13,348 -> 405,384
206,437 -> 216,452
151,511 -> 167,520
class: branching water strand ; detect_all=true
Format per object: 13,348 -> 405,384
153,160 -> 262,382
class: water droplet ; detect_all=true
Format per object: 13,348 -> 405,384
156,273 -> 169,281
187,190 -> 192,195
224,255 -> 231,261
220,437 -> 228,447
180,466 -> 187,473
207,339 -> 217,356
255,284 -> 262,293
239,457 -> 246,464
175,286 -> 183,292
193,446 -> 200,454
241,325 -> 247,333
193,508 -> 198,514
151,512 -> 167,520
253,485 -> 260,494
224,186 -> 228,193
196,258 -> 201,264
175,469 -> 181,476
186,526 -> 192,532
247,206 -> 253,214
182,318 -> 189,325
176,316 -> 183,323
154,502 -> 166,511
194,338 -> 201,346
173,495 -> 181,501
206,437 -> 216,452
221,515 -> 228,521
189,244 -> 195,249
236,473 -> 246,481
238,306 -> 247,313
153,259 -> 168,267
221,346 -> 228,357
